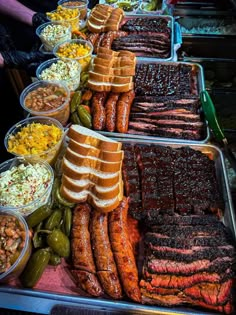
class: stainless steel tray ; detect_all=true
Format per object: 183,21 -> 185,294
0,141 -> 235,315
117,14 -> 175,62
100,60 -> 210,144
98,0 -> 167,16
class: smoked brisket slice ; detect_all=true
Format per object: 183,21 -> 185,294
144,214 -> 221,227
146,245 -> 235,263
144,232 -> 231,248
141,270 -> 234,289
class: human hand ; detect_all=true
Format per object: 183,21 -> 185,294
32,12 -> 49,28
2,50 -> 51,68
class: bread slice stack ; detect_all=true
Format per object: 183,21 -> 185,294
60,125 -> 124,212
88,47 -> 136,93
87,4 -> 124,33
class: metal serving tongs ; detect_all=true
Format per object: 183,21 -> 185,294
200,90 -> 236,173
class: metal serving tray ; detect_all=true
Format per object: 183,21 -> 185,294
118,14 -> 175,62
100,60 -> 210,144
0,141 -> 235,315
99,0 -> 166,16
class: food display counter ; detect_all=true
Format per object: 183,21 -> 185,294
1,2 -> 236,315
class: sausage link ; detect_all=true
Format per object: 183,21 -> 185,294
105,92 -> 119,132
100,31 -> 115,49
116,90 -> 135,133
87,33 -> 99,46
94,33 -> 106,54
71,203 -> 103,296
109,197 -> 141,302
71,270 -> 103,297
92,92 -> 107,130
90,211 -> 122,299
71,203 -> 95,272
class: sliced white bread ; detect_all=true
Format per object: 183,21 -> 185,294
67,125 -> 122,151
113,66 -> 135,76
93,64 -> 114,76
61,174 -> 123,199
65,147 -> 122,173
68,139 -> 124,162
62,157 -> 120,186
87,80 -> 112,92
111,81 -> 134,93
60,185 -> 123,212
89,72 -> 113,83
93,57 -> 114,68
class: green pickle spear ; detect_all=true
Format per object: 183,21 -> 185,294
20,248 -> 51,288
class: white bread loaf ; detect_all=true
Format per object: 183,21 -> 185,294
62,158 -> 120,186
68,139 -> 124,162
60,184 -> 123,212
62,174 -> 123,199
88,79 -> 133,93
61,124 -> 124,212
65,147 -> 122,173
67,125 -> 122,151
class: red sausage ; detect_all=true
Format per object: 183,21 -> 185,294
105,92 -> 120,132
109,197 -> 141,302
90,211 -> 123,299
71,203 -> 103,296
116,90 -> 135,133
91,92 -> 108,130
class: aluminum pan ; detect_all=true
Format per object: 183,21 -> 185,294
0,141 -> 234,315
99,0 -> 166,15
120,14 -> 175,62
100,60 -> 210,144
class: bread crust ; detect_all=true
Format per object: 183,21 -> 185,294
60,185 -> 123,212
65,148 -> 122,173
67,125 -> 122,151
68,139 -> 124,162
62,158 -> 121,186
62,174 -> 122,199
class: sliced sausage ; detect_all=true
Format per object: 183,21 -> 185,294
116,90 -> 135,133
91,92 -> 107,130
109,197 -> 141,302
90,211 -> 122,299
105,92 -> 120,132
71,203 -> 103,296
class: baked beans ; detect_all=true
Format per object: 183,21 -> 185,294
0,215 -> 26,273
24,85 -> 67,112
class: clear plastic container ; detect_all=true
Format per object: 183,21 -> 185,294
0,157 -> 54,216
53,38 -> 93,71
20,80 -> 70,126
36,57 -> 81,91
36,21 -> 72,52
57,0 -> 88,29
46,6 -> 80,32
0,209 -> 32,282
4,116 -> 65,166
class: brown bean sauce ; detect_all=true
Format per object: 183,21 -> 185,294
25,85 -> 67,112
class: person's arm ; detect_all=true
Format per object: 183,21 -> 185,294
0,0 -> 36,26
0,52 -> 4,68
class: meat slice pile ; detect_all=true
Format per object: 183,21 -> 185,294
140,214 -> 235,314
111,17 -> 171,58
128,63 -> 205,140
122,143 -> 223,220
